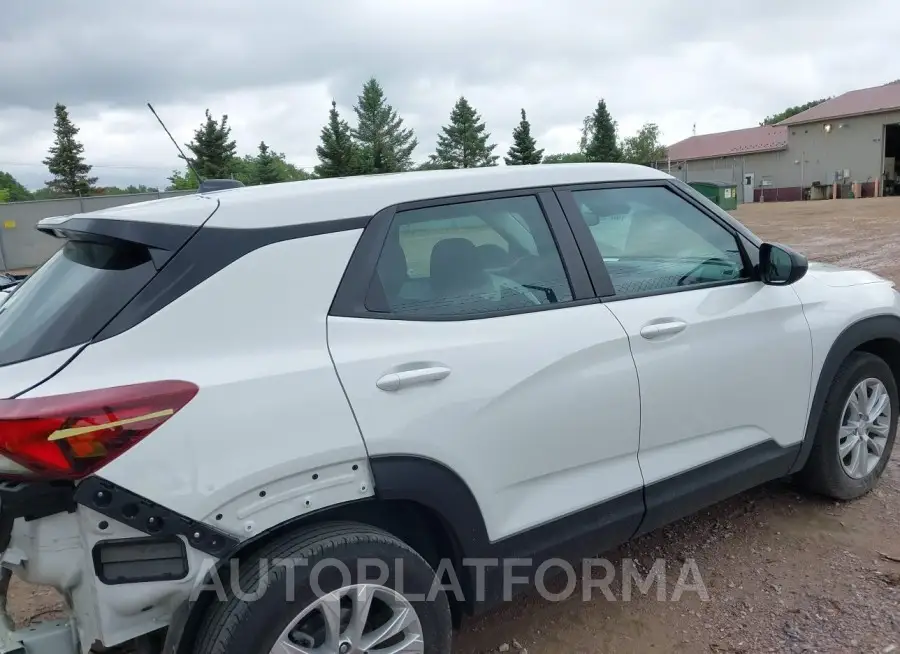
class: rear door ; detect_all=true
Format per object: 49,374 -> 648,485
327,189 -> 645,544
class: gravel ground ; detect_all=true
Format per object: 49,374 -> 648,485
7,197 -> 900,653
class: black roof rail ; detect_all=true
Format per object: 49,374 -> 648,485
198,179 -> 245,193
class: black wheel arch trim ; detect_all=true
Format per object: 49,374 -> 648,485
790,313 -> 900,474
368,454 -> 491,555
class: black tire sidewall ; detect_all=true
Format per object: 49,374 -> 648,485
213,538 -> 452,654
815,353 -> 898,497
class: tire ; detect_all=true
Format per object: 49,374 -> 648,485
797,351 -> 898,500
192,521 -> 453,654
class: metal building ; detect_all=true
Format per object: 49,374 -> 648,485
666,80 -> 900,203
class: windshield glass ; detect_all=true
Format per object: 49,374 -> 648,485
0,239 -> 156,367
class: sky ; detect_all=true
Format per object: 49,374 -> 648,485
0,0 -> 895,190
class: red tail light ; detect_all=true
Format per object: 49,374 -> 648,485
0,381 -> 198,481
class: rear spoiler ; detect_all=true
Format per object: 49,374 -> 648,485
198,178 -> 244,193
35,210 -> 215,271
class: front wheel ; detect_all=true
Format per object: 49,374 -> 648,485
797,351 -> 898,500
193,522 -> 453,654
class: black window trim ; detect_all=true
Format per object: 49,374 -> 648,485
328,186 -> 597,322
553,179 -> 761,303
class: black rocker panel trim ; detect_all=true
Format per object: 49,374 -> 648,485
637,440 -> 800,538
92,535 -> 189,585
368,455 -> 644,614
369,443 -> 807,614
96,215 -> 370,341
74,477 -> 238,557
789,313 -> 900,474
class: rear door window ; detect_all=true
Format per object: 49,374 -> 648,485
367,195 -> 574,318
0,239 -> 156,367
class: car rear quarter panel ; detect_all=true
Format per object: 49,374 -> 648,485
20,229 -> 374,539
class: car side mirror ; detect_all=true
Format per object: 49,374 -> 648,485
759,242 -> 808,285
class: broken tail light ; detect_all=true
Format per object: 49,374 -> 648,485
0,381 -> 198,480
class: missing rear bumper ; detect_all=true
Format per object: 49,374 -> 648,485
0,619 -> 77,654
0,481 -> 76,551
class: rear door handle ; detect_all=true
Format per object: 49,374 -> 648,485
640,320 -> 687,339
376,366 -> 452,392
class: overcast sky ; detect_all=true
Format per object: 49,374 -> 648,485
1,0 -> 894,190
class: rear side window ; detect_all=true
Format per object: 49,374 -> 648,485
0,240 -> 156,367
367,195 -> 574,318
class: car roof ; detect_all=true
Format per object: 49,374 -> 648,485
47,163 -> 672,231
209,163 -> 670,229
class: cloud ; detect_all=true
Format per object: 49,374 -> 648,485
0,0 -> 895,188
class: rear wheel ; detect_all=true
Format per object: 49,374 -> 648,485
797,351 -> 898,500
193,522 -> 452,654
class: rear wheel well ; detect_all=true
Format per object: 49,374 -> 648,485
176,499 -> 466,652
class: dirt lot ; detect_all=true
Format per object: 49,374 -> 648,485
8,198 -> 900,652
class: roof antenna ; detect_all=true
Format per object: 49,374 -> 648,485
146,102 -> 204,184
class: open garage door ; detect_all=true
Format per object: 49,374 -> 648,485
884,123 -> 900,195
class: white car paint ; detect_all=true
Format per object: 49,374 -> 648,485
25,232 -> 375,534
0,163 -> 898,654
605,281 -> 814,485
328,302 -> 643,541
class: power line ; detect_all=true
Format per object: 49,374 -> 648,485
0,160 -> 319,172
0,161 -> 173,171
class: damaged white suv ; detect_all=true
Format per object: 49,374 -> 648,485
0,164 -> 897,654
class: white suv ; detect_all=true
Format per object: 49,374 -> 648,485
0,163 -> 897,654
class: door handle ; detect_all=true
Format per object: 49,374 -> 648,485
640,320 -> 687,339
376,366 -> 452,392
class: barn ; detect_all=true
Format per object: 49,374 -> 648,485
665,80 -> 900,203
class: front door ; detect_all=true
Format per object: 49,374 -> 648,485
743,172 -> 755,203
559,183 -> 813,530
327,191 -> 644,543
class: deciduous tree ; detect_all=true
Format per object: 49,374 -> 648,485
760,99 -> 829,126
0,171 -> 33,202
542,152 -> 587,164
621,122 -> 667,165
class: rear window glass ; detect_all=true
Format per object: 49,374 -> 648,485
0,240 -> 156,367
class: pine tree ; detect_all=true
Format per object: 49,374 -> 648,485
185,109 -> 238,179
433,96 -> 499,169
314,100 -> 359,178
351,78 -> 418,174
582,99 -> 621,163
43,103 -> 97,196
253,141 -> 282,185
504,108 -> 544,165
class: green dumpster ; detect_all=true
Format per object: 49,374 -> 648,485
688,180 -> 738,211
